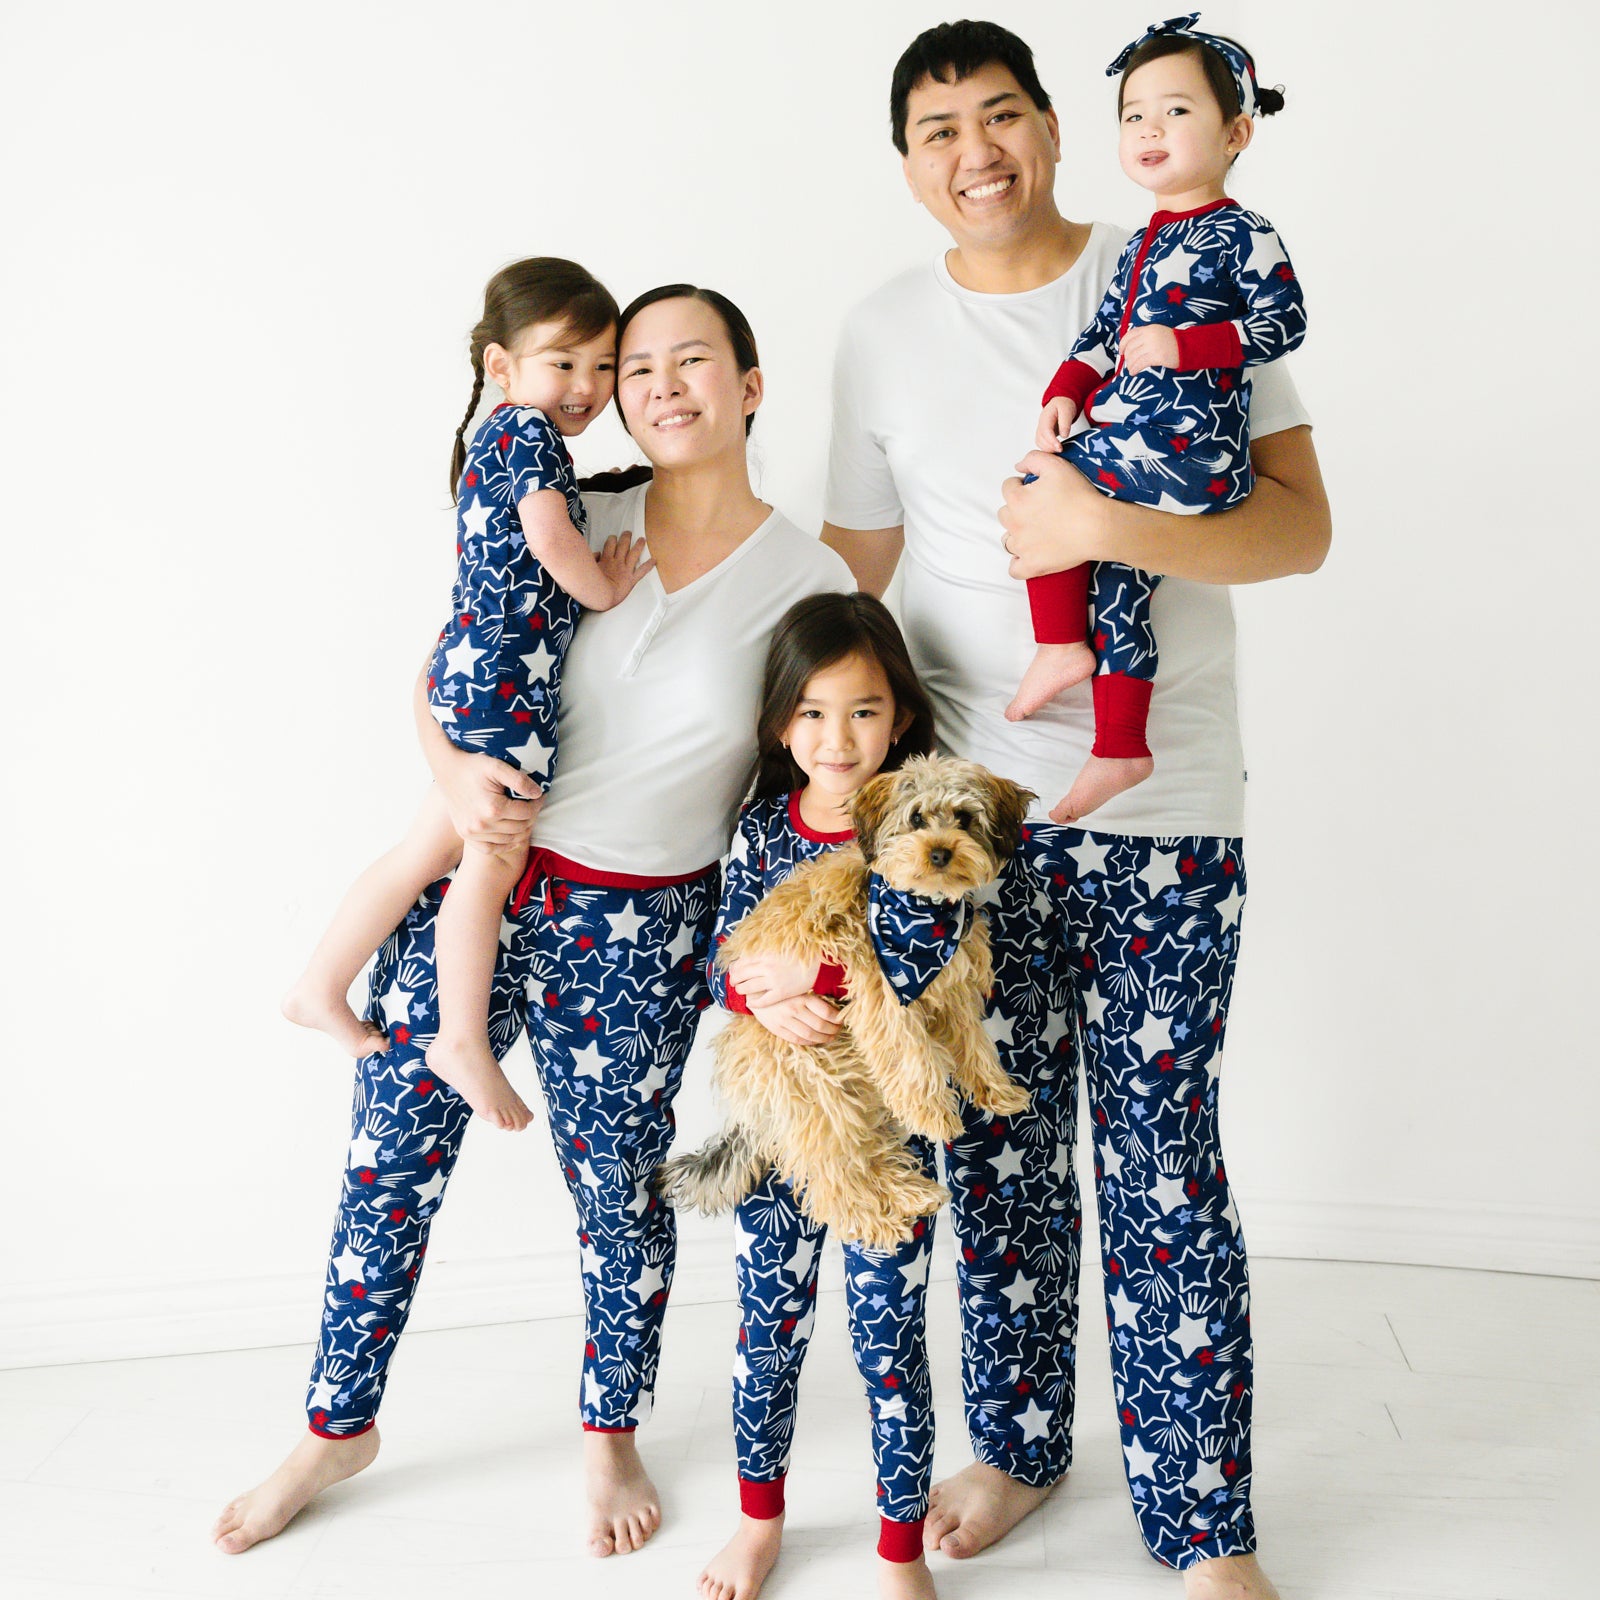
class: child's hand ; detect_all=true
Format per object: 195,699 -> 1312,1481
1120,325 -> 1180,374
750,994 -> 843,1046
1035,396 -> 1079,452
595,530 -> 655,606
726,952 -> 820,1009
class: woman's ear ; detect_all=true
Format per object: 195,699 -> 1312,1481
850,772 -> 897,864
483,342 -> 513,393
742,364 -> 764,421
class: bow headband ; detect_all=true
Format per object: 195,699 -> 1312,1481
1107,13 -> 1258,119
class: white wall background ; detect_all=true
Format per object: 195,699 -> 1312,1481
3,0 -> 1596,1367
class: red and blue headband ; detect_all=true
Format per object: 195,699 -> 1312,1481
1107,13 -> 1259,119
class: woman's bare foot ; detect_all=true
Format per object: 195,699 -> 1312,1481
922,1461 -> 1056,1559
282,976 -> 388,1058
1006,641 -> 1098,721
584,1430 -> 661,1557
1049,753 -> 1155,824
424,1035 -> 532,1131
699,1512 -> 784,1600
879,1553 -> 939,1599
212,1427 -> 379,1554
1184,1552 -> 1281,1600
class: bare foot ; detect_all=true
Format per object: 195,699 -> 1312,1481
922,1460 -> 1056,1559
1006,641 -> 1097,721
584,1430 -> 661,1557
212,1427 -> 379,1554
282,976 -> 388,1058
699,1512 -> 784,1600
1184,1552 -> 1281,1600
1048,753 -> 1155,824
424,1035 -> 532,1131
879,1553 -> 939,1599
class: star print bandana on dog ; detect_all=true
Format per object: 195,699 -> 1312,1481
1107,13 -> 1259,117
867,875 -> 968,1004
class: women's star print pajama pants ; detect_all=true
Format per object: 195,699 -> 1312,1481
303,864 -> 716,1439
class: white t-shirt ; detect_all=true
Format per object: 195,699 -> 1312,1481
531,482 -> 853,875
824,223 -> 1312,838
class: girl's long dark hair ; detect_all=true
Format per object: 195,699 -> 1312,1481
752,593 -> 936,801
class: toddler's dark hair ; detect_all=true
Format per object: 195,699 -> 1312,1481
753,593 -> 936,801
1116,32 -> 1285,123
889,19 -> 1052,156
449,258 -> 619,494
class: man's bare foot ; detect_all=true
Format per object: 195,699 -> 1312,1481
1049,753 -> 1155,824
879,1553 -> 939,1599
1184,1552 -> 1281,1600
922,1460 -> 1056,1559
212,1427 -> 379,1554
424,1036 -> 532,1131
282,976 -> 388,1058
1006,641 -> 1097,721
699,1512 -> 784,1600
584,1430 -> 661,1557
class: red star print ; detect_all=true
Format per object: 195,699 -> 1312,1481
781,1317 -> 796,1332
1166,286 -> 1185,302
584,1016 -> 600,1032
1218,373 -> 1233,390
465,471 -> 477,488
498,682 -> 515,698
963,1246 -> 977,1262
351,1284 -> 366,1299
371,1326 -> 389,1341
1097,469 -> 1123,489
1122,1407 -> 1136,1426
393,1026 -> 410,1045
991,1122 -> 1006,1137
389,1207 -> 406,1222
1017,1380 -> 1031,1395
1189,1532 -> 1210,1545
883,1374 -> 899,1388
512,710 -> 532,723
1275,264 -> 1295,281
1155,1246 -> 1172,1263
1198,1350 -> 1214,1365
1207,478 -> 1227,496
578,935 -> 594,949
544,990 -> 559,1008
1083,954 -> 1096,971
1186,1178 -> 1200,1197
1217,1163 -> 1227,1184
358,1169 -> 375,1184
586,1341 -> 597,1358
913,1219 -> 926,1237
458,613 -> 473,626
1004,1249 -> 1018,1265
1180,856 -> 1198,875
1172,435 -> 1189,451
1213,1016 -> 1224,1034
1108,1257 -> 1121,1276
1190,1095 -> 1202,1113
574,1137 -> 588,1153
1157,1052 -> 1174,1071
1094,629 -> 1109,649
1131,935 -> 1149,955
971,1183 -> 988,1199
1223,858 -> 1236,875
313,1411 -> 327,1426
529,615 -> 543,630
414,1078 -> 433,1095
497,432 -> 510,449
1223,1459 -> 1238,1476
1232,1382 -> 1246,1399
426,1150 -> 441,1165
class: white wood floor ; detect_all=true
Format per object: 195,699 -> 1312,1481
0,1257 -> 1591,1600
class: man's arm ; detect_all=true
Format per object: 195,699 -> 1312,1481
821,522 -> 905,598
1001,425 -> 1331,586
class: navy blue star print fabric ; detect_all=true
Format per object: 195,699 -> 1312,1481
425,404 -> 585,782
867,876 -> 969,1003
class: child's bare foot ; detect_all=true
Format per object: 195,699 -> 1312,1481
212,1427 -> 379,1553
922,1460 -> 1056,1558
1184,1552 -> 1281,1600
880,1553 -> 939,1599
424,1035 -> 532,1131
584,1430 -> 661,1557
699,1512 -> 784,1600
1005,641 -> 1097,721
1049,754 -> 1155,825
282,976 -> 388,1058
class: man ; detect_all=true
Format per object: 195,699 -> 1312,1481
822,21 -> 1327,1600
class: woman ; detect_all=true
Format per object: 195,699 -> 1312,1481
212,285 -> 852,1559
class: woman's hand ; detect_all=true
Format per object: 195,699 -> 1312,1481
1000,452 -> 1112,579
725,952 -> 820,1009
432,743 -> 543,849
595,530 -> 655,606
750,993 -> 843,1046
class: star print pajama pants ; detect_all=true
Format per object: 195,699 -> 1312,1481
947,824 -> 1254,1569
303,860 -> 717,1439
729,1152 -> 939,1562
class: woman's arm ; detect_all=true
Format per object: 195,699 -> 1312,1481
1001,424 -> 1331,586
821,522 -> 905,598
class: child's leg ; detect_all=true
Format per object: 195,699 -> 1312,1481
1050,562 -> 1159,825
424,837 -> 533,1130
283,785 -> 464,1056
1007,564 -> 1097,722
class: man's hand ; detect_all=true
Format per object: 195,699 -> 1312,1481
1000,451 -> 1111,578
1034,396 -> 1079,453
725,952 -> 820,1009
1120,324 -> 1180,374
750,994 -> 843,1046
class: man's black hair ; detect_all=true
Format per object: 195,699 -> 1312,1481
890,19 -> 1052,156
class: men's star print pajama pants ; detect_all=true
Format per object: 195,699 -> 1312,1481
303,864 -> 716,1439
947,824 -> 1255,1569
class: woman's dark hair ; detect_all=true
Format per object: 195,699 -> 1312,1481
890,20 -> 1052,155
1116,33 -> 1285,123
614,283 -> 761,439
449,257 -> 618,494
752,593 -> 937,801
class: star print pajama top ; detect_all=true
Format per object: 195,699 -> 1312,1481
1031,199 -> 1306,759
425,404 -> 584,786
711,791 -> 944,1563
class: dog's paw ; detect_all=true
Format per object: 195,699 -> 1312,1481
974,1079 -> 1031,1117
648,1160 -> 682,1204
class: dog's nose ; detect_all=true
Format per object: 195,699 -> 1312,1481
928,847 -> 952,869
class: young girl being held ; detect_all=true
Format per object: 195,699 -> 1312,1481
694,593 -> 949,1600
282,258 -> 653,1130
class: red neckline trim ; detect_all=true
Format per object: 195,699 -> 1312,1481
1150,197 -> 1239,225
788,790 -> 854,844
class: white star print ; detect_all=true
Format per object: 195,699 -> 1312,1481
983,1011 -> 1016,1049
506,731 -> 552,776
441,634 -> 487,681
579,1240 -> 605,1277
1130,1010 -> 1175,1062
307,1375 -> 340,1411
460,495 -> 493,539
1091,390 -> 1139,425
1040,1008 -> 1071,1054
604,901 -> 647,943
348,1129 -> 382,1170
1242,230 -> 1287,279
1049,1143 -> 1072,1183
1112,428 -> 1164,462
1124,1435 -> 1160,1480
990,1144 -> 1026,1182
519,641 -> 556,681
379,981 -> 413,1030
331,1246 -> 368,1284
1188,1458 -> 1228,1498
1151,244 -> 1201,287
583,1371 -> 608,1409
633,1262 -> 666,1301
786,1237 -> 817,1282
791,1304 -> 816,1344
1148,1173 -> 1189,1215
1170,1312 -> 1212,1358
635,1057 -> 671,1098
413,1168 -> 446,1207
1100,1139 -> 1125,1180
734,1219 -> 757,1259
1001,1272 -> 1039,1311
663,923 -> 698,965
1016,1398 -> 1053,1441
570,1041 -> 612,1079
1108,1285 -> 1142,1328
576,1159 -> 602,1190
877,1392 -> 909,1421
1082,983 -> 1109,1029
1216,883 -> 1245,928
899,1250 -> 931,1293
1137,850 -> 1183,896
1066,835 -> 1112,877
732,1348 -> 750,1384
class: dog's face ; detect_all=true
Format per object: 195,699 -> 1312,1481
850,756 -> 1035,901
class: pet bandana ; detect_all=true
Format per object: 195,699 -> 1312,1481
867,875 -> 968,1005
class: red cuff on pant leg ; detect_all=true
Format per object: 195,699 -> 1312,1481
1091,673 -> 1154,759
582,1423 -> 637,1434
1027,564 -> 1091,645
740,1474 -> 787,1520
307,1417 -> 375,1441
877,1517 -> 926,1563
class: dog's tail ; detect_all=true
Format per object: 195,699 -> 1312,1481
652,1123 -> 768,1214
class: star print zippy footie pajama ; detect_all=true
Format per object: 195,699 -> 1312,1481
947,824 -> 1255,1569
303,849 -> 716,1440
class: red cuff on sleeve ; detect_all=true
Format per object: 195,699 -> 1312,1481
1172,321 -> 1243,370
1042,358 -> 1103,410
722,976 -> 752,1014
1027,564 -> 1091,645
813,961 -> 847,998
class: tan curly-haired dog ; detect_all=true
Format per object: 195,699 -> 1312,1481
655,755 -> 1034,1249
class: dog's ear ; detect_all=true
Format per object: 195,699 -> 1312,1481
984,774 -> 1036,863
850,772 -> 898,864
